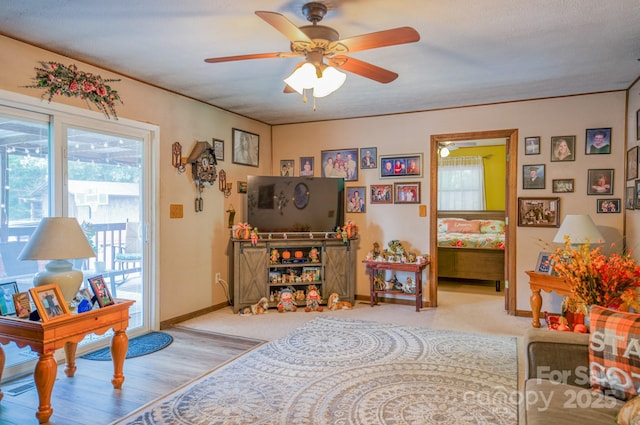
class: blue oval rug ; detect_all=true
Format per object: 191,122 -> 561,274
82,331 -> 173,361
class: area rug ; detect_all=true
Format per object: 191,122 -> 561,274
83,331 -> 173,361
114,317 -> 517,425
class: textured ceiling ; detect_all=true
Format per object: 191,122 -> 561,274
1,0 -> 639,125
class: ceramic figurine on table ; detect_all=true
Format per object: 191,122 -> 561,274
309,247 -> 320,263
270,248 -> 280,264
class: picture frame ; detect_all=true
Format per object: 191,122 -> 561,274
237,181 -> 247,194
300,156 -> 314,176
359,147 -> 378,169
522,164 -> 545,189
596,198 -> 621,213
346,187 -> 366,213
380,154 -> 422,178
587,169 -> 614,195
524,136 -> 540,155
552,179 -> 574,193
212,138 -> 224,162
88,275 -> 115,308
12,291 -> 32,318
585,128 -> 611,155
517,197 -> 560,227
637,109 -> 640,141
535,252 -> 553,274
393,182 -> 421,204
370,184 -> 393,204
232,128 -> 259,167
627,146 -> 638,181
29,283 -> 71,322
550,136 -> 576,162
0,281 -> 19,316
636,179 -> 640,209
320,148 -> 359,181
626,186 -> 636,210
280,159 -> 294,176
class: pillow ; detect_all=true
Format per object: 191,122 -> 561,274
589,305 -> 640,401
437,218 -> 463,233
480,219 -> 505,234
617,396 -> 640,425
445,219 -> 481,234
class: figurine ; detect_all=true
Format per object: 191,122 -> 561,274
372,242 -> 381,259
250,228 -> 259,246
309,247 -> 320,263
277,289 -> 297,313
239,297 -> 269,316
270,248 -> 280,264
305,285 -> 323,312
327,293 -> 352,310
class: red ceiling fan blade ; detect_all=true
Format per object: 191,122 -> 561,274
329,56 -> 398,83
338,27 -> 420,53
205,52 -> 299,63
255,11 -> 312,43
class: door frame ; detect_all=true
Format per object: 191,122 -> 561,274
429,129 -> 518,314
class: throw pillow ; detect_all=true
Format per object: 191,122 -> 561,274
480,219 -> 505,234
617,395 -> 640,425
589,305 -> 640,401
445,219 -> 481,234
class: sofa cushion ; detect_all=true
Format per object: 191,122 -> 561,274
589,305 -> 640,401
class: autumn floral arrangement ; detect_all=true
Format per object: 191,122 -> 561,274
548,237 -> 640,311
27,61 -> 122,119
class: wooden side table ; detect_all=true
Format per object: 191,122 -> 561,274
0,299 -> 135,423
525,270 -> 570,328
363,260 -> 429,312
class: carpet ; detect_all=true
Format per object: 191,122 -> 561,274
83,331 -> 173,361
115,317 -> 517,425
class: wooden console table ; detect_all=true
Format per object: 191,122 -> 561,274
0,299 -> 135,423
363,260 -> 429,312
525,270 -> 570,328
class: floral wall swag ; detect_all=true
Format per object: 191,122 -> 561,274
26,61 -> 123,119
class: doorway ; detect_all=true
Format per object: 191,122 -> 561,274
428,129 -> 518,314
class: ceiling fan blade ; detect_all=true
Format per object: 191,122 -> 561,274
255,11 -> 312,43
283,84 -> 297,93
329,56 -> 398,83
204,52 -> 298,63
338,27 -> 420,53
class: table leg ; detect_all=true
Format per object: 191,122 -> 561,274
34,352 -> 57,424
111,329 -> 128,389
64,341 -> 78,377
369,268 -> 377,307
0,345 -> 5,401
530,288 -> 542,328
415,272 -> 422,312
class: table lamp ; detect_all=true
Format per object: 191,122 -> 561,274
552,214 -> 604,246
18,217 -> 96,305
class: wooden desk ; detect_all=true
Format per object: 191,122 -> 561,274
525,270 -> 570,328
0,299 -> 135,423
363,260 -> 429,312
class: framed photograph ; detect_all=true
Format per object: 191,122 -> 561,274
88,275 -> 115,308
627,186 -> 636,210
320,149 -> 358,181
237,181 -> 247,193
360,147 -> 378,169
370,184 -> 393,204
29,283 -> 71,322
394,182 -> 421,204
300,156 -> 314,176
587,169 -> 614,195
232,128 -> 259,167
550,136 -> 576,162
636,179 -> 640,209
12,291 -> 32,318
627,146 -> 638,181
596,198 -> 621,213
535,252 -> 553,274
585,128 -> 611,155
346,187 -> 366,213
524,136 -> 540,155
637,109 -> 640,141
380,154 -> 423,178
523,164 -> 545,189
517,197 -> 560,227
0,281 -> 19,316
280,159 -> 294,176
212,138 -> 224,162
552,179 -> 574,193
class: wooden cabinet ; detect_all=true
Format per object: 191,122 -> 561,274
231,236 -> 356,313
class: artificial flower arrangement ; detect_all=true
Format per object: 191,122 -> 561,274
27,61 -> 122,119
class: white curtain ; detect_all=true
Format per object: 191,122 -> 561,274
438,156 -> 486,210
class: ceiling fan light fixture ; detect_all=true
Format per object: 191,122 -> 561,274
312,66 -> 346,97
284,62 -> 318,94
439,146 -> 450,157
284,62 -> 346,98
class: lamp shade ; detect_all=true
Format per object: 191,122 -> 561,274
552,214 -> 604,244
284,62 -> 346,98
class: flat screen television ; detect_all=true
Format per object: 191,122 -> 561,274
247,176 -> 345,233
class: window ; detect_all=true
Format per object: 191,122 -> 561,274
437,156 -> 486,210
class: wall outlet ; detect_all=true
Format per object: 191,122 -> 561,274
215,273 -> 221,284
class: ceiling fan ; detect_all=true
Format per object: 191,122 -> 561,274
204,2 -> 420,98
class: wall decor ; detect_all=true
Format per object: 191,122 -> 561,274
627,146 -> 638,180
535,252 -> 553,274
522,164 -> 545,189
300,157 -> 314,176
517,197 -> 560,227
587,169 -> 614,195
359,147 -> 378,169
346,187 -> 365,213
380,154 -> 423,178
213,139 -> 224,161
237,181 -> 247,193
627,186 -> 636,210
232,128 -> 259,167
394,182 -> 420,204
596,198 -> 620,213
280,159 -> 294,176
550,136 -> 575,162
585,128 -> 611,155
320,148 -> 359,181
636,179 -> 640,209
29,283 -> 71,322
0,281 -> 19,316
637,109 -> 640,141
524,137 -> 540,155
552,179 -> 574,193
370,184 -> 393,204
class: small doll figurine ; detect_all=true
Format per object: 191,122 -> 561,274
309,247 -> 320,263
305,285 -> 323,312
250,228 -> 259,246
277,289 -> 297,313
270,248 -> 280,264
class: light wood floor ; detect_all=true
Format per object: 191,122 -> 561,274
0,327 -> 263,425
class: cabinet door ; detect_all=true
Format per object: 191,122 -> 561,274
234,244 -> 268,311
324,244 -> 353,302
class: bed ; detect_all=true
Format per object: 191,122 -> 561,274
436,210 -> 505,291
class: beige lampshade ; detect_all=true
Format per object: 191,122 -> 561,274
18,217 -> 96,261
552,214 -> 604,245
